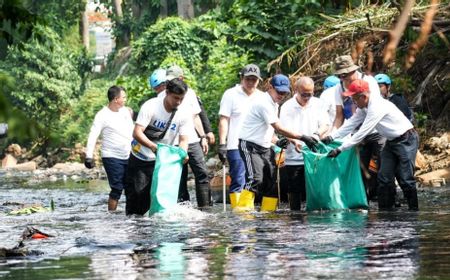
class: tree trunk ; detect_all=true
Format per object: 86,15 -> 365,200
160,0 -> 168,18
177,0 -> 194,19
132,0 -> 141,19
113,0 -> 123,18
112,0 -> 129,47
80,3 -> 89,50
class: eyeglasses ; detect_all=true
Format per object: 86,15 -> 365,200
338,71 -> 355,80
276,90 -> 289,96
299,92 -> 313,99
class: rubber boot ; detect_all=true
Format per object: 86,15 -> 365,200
196,184 -> 212,208
235,189 -> 255,211
288,193 -> 301,211
229,192 -> 241,209
377,185 -> 395,210
260,196 -> 278,212
404,188 -> 419,211
108,198 -> 118,211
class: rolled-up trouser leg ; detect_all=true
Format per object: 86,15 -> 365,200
188,142 -> 212,207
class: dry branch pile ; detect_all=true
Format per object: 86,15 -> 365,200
268,2 -> 449,84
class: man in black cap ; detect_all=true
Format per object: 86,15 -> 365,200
218,64 -> 264,208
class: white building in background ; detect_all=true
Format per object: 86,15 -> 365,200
87,0 -> 114,72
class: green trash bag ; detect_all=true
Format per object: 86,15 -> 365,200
149,143 -> 187,215
302,141 -> 368,211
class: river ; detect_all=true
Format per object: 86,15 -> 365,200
1,174 -> 449,279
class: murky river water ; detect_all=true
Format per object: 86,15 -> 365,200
1,174 -> 449,279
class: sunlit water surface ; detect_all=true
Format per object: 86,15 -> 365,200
1,175 -> 449,279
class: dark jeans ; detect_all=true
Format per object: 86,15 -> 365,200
239,140 -> 276,198
378,130 -> 419,210
102,157 -> 128,200
125,154 -> 155,215
227,149 -> 246,193
178,142 -> 211,207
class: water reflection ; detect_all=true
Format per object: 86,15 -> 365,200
0,178 -> 450,279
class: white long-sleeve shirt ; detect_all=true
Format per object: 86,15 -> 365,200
331,94 -> 413,151
86,106 -> 134,160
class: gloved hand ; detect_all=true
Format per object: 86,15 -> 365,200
84,158 -> 95,169
218,144 -> 227,164
300,135 -> 318,152
321,136 -> 333,145
327,148 -> 341,158
275,137 -> 289,149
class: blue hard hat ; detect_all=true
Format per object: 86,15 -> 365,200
374,73 -> 392,85
323,75 -> 340,89
149,69 -> 167,88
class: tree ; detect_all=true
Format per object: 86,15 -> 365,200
177,0 -> 194,19
80,2 -> 89,49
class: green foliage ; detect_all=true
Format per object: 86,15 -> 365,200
224,0 -> 323,67
116,75 -> 153,112
0,71 -> 39,141
197,38 -> 250,135
0,24 -> 83,135
59,79 -> 111,145
131,17 -> 208,75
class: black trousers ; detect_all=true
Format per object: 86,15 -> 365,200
125,154 -> 155,215
239,139 -> 277,198
178,142 -> 211,207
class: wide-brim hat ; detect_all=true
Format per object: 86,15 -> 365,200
334,55 -> 360,75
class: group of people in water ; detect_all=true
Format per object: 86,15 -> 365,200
86,54 -> 419,214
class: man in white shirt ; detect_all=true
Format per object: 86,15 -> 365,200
331,55 -> 384,201
85,86 -> 134,211
218,64 -> 264,208
164,65 -> 212,207
279,77 -> 330,210
237,74 -> 319,211
126,78 -> 192,215
324,79 -> 419,211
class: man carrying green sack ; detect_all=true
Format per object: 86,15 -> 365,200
322,79 -> 419,211
125,78 -> 191,216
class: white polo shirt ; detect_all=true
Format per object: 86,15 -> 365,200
131,97 -> 192,161
239,92 -> 278,148
86,106 -> 134,160
332,94 -> 413,151
320,86 -> 337,125
159,87 -> 201,144
280,96 -> 330,165
219,84 -> 263,150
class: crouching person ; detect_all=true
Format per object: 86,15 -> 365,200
237,74 -> 319,212
126,78 -> 191,215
